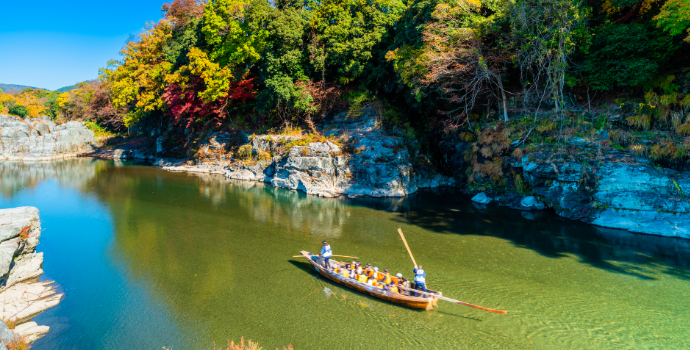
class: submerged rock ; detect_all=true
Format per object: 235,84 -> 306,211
471,193 -> 492,204
0,116 -> 97,161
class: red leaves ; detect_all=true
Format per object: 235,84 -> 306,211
162,76 -> 257,128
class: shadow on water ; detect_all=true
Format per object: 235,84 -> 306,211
346,188 -> 690,281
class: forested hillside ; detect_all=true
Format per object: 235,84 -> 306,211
2,0 -> 689,185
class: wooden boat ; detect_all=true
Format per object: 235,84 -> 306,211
299,250 -> 441,310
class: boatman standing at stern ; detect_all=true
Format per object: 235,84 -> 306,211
413,264 -> 427,297
320,241 -> 332,270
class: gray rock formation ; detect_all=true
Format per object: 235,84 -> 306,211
517,143 -> 690,239
0,207 -> 63,344
0,116 -> 97,161
0,321 -> 13,350
154,108 -> 455,197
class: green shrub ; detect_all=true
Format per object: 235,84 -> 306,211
8,105 -> 28,118
584,23 -> 677,91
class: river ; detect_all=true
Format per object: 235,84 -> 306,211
0,158 -> 689,349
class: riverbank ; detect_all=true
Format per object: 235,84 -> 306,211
0,207 -> 63,347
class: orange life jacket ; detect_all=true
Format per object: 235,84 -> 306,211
342,269 -> 350,278
383,273 -> 392,284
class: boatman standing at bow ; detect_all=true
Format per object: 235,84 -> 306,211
413,264 -> 427,297
320,241 -> 332,270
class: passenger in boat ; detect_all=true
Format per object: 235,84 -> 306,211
320,241 -> 332,270
391,273 -> 402,286
413,265 -> 427,297
342,264 -> 351,278
382,269 -> 392,284
356,263 -> 364,275
390,283 -> 399,294
357,273 -> 368,283
366,276 -> 377,287
370,267 -> 381,280
348,264 -> 356,278
401,277 -> 411,296
364,263 -> 373,276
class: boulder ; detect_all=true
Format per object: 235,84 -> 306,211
471,193 -> 492,204
518,196 -> 547,210
0,115 -> 97,161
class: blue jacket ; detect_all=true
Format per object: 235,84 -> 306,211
413,268 -> 426,284
320,245 -> 332,258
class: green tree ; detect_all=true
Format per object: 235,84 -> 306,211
583,23 -> 678,91
655,0 -> 690,42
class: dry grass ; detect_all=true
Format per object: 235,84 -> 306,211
5,335 -> 30,350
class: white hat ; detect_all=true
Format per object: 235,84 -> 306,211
396,273 -> 402,278
373,267 -> 379,272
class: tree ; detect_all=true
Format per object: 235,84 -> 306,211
103,20 -> 174,127
509,0 -> 587,111
163,0 -> 206,29
311,0 -> 405,84
583,23 -> 678,91
655,0 -> 690,42
202,0 -> 269,70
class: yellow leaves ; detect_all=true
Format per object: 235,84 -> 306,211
432,0 -> 481,21
106,20 -> 173,126
9,93 -> 47,117
187,47 -> 231,102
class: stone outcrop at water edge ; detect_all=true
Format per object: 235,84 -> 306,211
0,115 -> 97,161
0,207 -> 63,346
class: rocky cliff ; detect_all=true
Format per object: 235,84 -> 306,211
0,115 -> 97,161
104,108 -> 455,198
470,138 -> 690,239
0,207 -> 62,346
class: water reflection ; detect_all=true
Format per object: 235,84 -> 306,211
396,190 -> 690,280
0,159 -> 102,197
1,159 -> 689,349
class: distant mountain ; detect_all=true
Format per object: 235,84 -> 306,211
56,84 -> 79,93
56,80 -> 96,93
0,83 -> 46,94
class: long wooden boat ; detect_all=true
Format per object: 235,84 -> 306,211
299,250 -> 441,310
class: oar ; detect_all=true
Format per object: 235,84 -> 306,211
293,254 -> 359,259
398,285 -> 507,314
397,228 -> 418,267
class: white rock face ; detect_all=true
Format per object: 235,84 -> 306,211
0,115 -> 97,161
13,321 -> 49,343
0,207 -> 63,344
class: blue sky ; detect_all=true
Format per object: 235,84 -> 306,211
0,0 -> 165,90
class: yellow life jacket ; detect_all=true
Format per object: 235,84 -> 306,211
358,275 -> 367,283
383,273 -> 392,284
377,284 -> 384,289
342,269 -> 350,278
391,285 -> 399,293
333,268 -> 340,273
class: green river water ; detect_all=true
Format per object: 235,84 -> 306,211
1,158 -> 689,349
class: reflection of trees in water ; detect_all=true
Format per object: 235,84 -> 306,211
193,173 -> 357,238
398,191 -> 690,280
0,159 -> 102,197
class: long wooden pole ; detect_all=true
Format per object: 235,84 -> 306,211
397,285 -> 507,314
293,254 -> 359,259
398,228 -> 418,267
